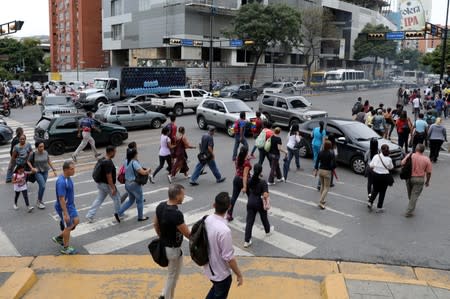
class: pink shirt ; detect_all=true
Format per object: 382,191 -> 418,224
402,153 -> 432,177
203,214 -> 234,282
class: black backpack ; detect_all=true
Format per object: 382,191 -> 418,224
352,101 -> 362,115
400,153 -> 413,180
92,158 -> 105,183
189,216 -> 210,266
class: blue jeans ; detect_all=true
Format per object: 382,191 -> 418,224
86,182 -> 121,218
35,171 -> 49,202
190,159 -> 222,183
232,135 -> 248,160
283,148 -> 300,179
6,161 -> 16,182
119,181 -> 144,219
206,275 -> 232,299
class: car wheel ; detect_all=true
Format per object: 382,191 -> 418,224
226,121 -> 235,137
174,104 -> 184,116
49,141 -> 65,156
197,116 -> 207,130
351,156 -> 366,175
110,133 -> 123,146
2,109 -> 11,117
151,118 -> 162,129
95,99 -> 106,111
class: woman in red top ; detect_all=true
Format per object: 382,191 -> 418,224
227,146 -> 252,221
169,126 -> 195,181
395,111 -> 413,153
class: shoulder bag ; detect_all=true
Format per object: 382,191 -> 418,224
132,161 -> 149,185
400,153 -> 413,180
27,152 -> 37,183
148,206 -> 168,267
378,154 -> 394,186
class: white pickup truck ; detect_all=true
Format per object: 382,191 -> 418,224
151,88 -> 210,116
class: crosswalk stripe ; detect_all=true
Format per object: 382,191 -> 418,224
0,227 -> 20,256
236,197 -> 341,238
270,190 -> 354,218
228,216 -> 316,257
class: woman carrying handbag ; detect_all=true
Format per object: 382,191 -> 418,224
367,144 -> 394,213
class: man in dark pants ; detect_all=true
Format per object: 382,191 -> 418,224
412,113 -> 428,152
232,111 -> 248,161
203,192 -> 243,299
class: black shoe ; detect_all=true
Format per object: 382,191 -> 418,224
159,296 -> 165,299
114,213 -> 121,223
217,177 -> 226,183
189,181 -> 199,186
330,184 -> 335,187
138,216 -> 149,222
5,179 -> 11,183
200,170 -> 207,175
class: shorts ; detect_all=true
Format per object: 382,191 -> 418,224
56,207 -> 78,229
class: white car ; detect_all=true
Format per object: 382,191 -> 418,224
152,88 -> 210,116
263,82 -> 295,94
293,80 -> 306,90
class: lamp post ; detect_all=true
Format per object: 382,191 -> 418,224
209,3 -> 216,92
440,0 -> 450,84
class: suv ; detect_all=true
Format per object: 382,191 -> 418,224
40,95 -> 78,116
94,103 -> 166,129
34,114 -> 128,155
196,97 -> 266,137
219,84 -> 258,101
152,88 -> 208,116
258,94 -> 327,128
263,82 -> 295,94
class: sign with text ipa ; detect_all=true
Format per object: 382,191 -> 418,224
399,0 -> 432,31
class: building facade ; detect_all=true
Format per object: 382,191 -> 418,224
49,0 -> 107,72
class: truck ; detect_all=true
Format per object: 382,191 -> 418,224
76,67 -> 186,111
152,88 -> 210,116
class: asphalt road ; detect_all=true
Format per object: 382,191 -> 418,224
0,87 -> 449,270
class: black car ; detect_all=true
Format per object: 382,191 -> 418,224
298,118 -> 404,175
219,84 -> 258,101
34,114 -> 128,155
0,124 -> 13,145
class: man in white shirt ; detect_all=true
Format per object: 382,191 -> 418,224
203,192 -> 243,299
412,96 -> 421,121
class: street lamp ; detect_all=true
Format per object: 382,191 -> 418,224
0,20 -> 24,36
440,0 -> 450,83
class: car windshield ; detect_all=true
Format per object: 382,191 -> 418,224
222,86 -> 238,92
342,123 -> 380,140
290,98 -> 310,108
93,80 -> 108,89
96,106 -> 109,115
36,118 -> 51,130
270,83 -> 283,88
325,74 -> 341,80
45,97 -> 70,105
224,101 -> 252,113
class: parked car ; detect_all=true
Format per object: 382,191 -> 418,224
196,97 -> 266,137
0,123 -> 13,145
152,88 -> 208,116
68,81 -> 86,90
40,95 -> 79,116
94,103 -> 166,129
298,118 -> 404,174
124,94 -> 162,111
263,82 -> 295,94
34,114 -> 128,155
219,84 -> 258,101
293,80 -> 306,91
258,93 -> 327,128
256,82 -> 273,95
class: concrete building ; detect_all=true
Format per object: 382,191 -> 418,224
49,0 -> 107,72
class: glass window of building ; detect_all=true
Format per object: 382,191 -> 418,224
111,0 -> 122,16
112,24 -> 123,40
139,0 -> 152,11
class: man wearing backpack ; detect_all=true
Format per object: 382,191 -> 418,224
232,111 -> 249,161
86,146 -> 122,223
154,184 -> 191,299
352,97 -> 363,118
203,192 -> 243,298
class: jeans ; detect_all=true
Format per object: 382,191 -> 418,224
190,159 -> 222,183
119,181 -> 144,219
162,247 -> 183,299
153,154 -> 172,177
367,170 -> 374,195
312,144 -> 321,164
232,135 -> 248,161
229,176 -> 243,217
86,182 -> 121,218
398,131 -> 410,153
429,139 -> 444,162
14,190 -> 29,206
35,171 -> 48,202
406,177 -> 425,215
283,148 -> 300,179
369,173 -> 389,209
6,160 -> 16,182
205,275 -> 232,299
319,169 -> 331,205
268,154 -> 282,183
245,202 -> 270,242
73,131 -> 98,157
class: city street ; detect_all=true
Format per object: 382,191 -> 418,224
0,87 -> 449,270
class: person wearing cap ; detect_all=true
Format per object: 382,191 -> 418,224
189,126 -> 226,186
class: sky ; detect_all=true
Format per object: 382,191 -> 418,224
0,0 -> 449,37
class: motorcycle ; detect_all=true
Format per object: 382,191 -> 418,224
0,100 -> 11,117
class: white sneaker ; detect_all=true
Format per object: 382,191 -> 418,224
37,201 -> 46,209
376,208 -> 384,213
277,177 -> 285,183
13,204 -> 18,210
149,175 -> 154,184
27,206 -> 34,213
267,182 -> 275,186
167,175 -> 172,184
243,240 -> 252,248
266,226 -> 275,237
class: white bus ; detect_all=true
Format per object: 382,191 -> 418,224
324,69 -> 368,87
400,71 -> 425,85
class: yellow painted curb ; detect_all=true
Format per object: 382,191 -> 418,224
415,268 -> 450,291
343,274 -> 428,286
0,268 -> 37,299
339,262 -> 416,280
0,257 -> 34,273
320,274 -> 349,299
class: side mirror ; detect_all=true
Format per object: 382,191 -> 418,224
337,137 -> 346,143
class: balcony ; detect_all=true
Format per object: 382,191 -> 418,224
185,0 -> 238,15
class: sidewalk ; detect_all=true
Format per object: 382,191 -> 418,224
0,256 -> 449,299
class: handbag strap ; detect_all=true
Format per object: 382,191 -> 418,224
378,154 -> 390,171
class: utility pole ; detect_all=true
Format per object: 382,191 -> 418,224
209,3 -> 215,92
440,0 -> 450,84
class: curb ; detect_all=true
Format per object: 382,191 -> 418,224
0,267 -> 37,299
321,274 -> 349,299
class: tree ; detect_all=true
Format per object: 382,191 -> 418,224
420,41 -> 450,74
353,23 -> 397,79
226,3 -> 302,87
299,7 -> 337,86
396,48 -> 422,70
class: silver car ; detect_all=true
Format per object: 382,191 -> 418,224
94,103 -> 167,129
263,82 -> 296,94
196,98 -> 266,137
40,95 -> 78,116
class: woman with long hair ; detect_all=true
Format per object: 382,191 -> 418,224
227,146 -> 252,222
313,140 -> 336,210
268,127 -> 288,185
150,126 -> 175,183
283,123 -> 302,180
169,126 -> 195,181
243,163 -> 273,248
364,138 -> 379,199
368,144 -> 394,213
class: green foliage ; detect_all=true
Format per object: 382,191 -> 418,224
396,48 -> 422,70
420,41 -> 450,74
0,37 -> 45,79
226,3 -> 302,86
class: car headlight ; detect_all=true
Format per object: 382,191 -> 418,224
44,132 -> 49,140
304,115 -> 312,121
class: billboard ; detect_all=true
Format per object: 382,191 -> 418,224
399,0 -> 432,31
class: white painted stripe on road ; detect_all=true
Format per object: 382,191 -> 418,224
0,227 -> 20,256
270,190 -> 354,218
228,216 -> 316,257
236,197 -> 341,238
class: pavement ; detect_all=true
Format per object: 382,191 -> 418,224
0,256 -> 449,299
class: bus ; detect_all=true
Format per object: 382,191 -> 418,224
310,71 -> 326,88
324,69 -> 368,87
400,71 -> 425,85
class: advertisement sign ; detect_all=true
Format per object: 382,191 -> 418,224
399,0 -> 432,31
